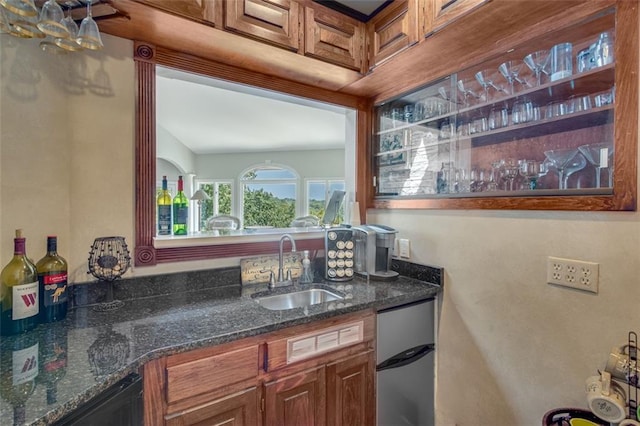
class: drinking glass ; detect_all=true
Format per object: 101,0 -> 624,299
498,60 -> 523,94
594,31 -> 614,68
549,42 -> 573,81
577,142 -> 614,187
524,50 -> 550,86
568,94 -> 592,114
544,148 -> 587,189
545,100 -> 568,119
518,160 -> 543,190
77,1 -> 103,50
37,0 -> 68,38
457,78 -> 481,107
512,98 -> 536,124
475,69 -> 505,101
55,9 -> 81,52
488,105 -> 509,130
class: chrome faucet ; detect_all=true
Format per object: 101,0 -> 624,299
270,233 -> 297,289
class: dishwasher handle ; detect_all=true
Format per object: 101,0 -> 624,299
376,343 -> 435,372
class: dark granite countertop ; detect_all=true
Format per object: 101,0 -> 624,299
0,264 -> 440,426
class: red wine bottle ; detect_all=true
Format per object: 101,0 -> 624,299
37,236 -> 68,323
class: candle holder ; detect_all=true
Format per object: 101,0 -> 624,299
87,236 -> 131,311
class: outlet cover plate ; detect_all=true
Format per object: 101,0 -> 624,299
547,256 -> 599,293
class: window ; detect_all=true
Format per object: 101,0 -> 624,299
306,179 -> 345,223
241,165 -> 298,228
195,181 -> 233,231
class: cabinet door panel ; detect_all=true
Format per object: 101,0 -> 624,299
304,6 -> 365,72
432,0 -> 488,31
368,0 -> 420,68
134,0 -> 217,24
165,387 -> 258,426
264,366 -> 326,426
225,0 -> 300,51
326,351 -> 375,426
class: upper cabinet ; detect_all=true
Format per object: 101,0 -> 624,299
225,0 -> 301,51
133,0 -> 218,25
304,4 -> 365,72
431,0 -> 489,32
367,0 -> 422,69
370,3 -> 638,211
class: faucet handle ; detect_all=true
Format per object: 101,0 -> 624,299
269,270 -> 276,288
286,269 -> 292,282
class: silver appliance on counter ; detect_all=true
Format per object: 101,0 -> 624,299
352,224 -> 399,280
377,299 -> 435,426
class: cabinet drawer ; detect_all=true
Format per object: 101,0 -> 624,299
166,345 -> 259,404
266,313 -> 374,371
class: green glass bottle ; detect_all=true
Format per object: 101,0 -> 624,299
1,229 -> 39,336
157,175 -> 172,236
172,175 -> 188,235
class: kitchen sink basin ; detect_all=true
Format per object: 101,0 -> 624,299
254,288 -> 343,311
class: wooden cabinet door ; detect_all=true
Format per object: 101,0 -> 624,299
134,0 -> 217,25
326,351 -> 375,426
264,366 -> 326,426
165,387 -> 258,426
304,5 -> 365,72
367,0 -> 421,69
431,0 -> 488,32
225,0 -> 301,51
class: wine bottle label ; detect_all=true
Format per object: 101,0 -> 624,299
12,343 -> 38,386
158,205 -> 171,235
12,281 -> 39,320
174,206 -> 188,225
42,274 -> 68,307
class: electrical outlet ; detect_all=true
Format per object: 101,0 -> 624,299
547,256 -> 599,293
398,238 -> 411,259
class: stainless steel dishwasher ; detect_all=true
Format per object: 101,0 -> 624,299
377,298 -> 435,426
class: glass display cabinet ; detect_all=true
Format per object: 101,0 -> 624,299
371,5 -> 636,211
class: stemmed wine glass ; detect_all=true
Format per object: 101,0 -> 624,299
544,148 -> 587,190
457,78 -> 481,107
77,0 -> 103,50
498,60 -> 524,95
524,50 -> 550,86
577,142 -> 615,188
475,69 -> 507,101
518,160 -> 543,190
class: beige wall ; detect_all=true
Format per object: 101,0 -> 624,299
369,209 -> 640,423
1,34 -> 135,283
2,31 -> 640,424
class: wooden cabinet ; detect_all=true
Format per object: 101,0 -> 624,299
370,3 -> 637,211
224,0 -> 301,51
133,0 -> 217,25
264,366 -> 326,426
326,351 -> 375,426
367,0 -> 422,69
165,387 -> 258,426
143,310 -> 376,426
303,4 -> 365,72
431,0 -> 488,32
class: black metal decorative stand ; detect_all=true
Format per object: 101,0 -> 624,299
87,236 -> 131,312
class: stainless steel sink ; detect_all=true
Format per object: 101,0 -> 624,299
254,288 -> 343,311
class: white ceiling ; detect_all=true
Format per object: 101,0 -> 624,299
156,67 -> 349,155
333,0 -> 387,16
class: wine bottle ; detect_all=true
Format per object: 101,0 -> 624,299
36,236 -> 68,323
0,331 -> 39,425
1,230 -> 39,336
157,175 -> 172,236
172,175 -> 188,235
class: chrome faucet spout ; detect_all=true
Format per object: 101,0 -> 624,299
277,233 -> 297,285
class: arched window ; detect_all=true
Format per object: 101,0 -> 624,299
240,164 -> 298,228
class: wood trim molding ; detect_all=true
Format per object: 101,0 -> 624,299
133,43 -> 368,267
